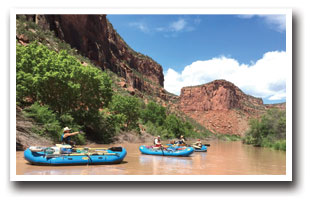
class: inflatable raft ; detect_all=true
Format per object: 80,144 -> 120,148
24,144 -> 127,165
139,145 -> 194,157
193,145 -> 207,152
166,144 -> 207,152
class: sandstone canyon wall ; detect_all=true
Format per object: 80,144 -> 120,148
178,80 -> 284,135
24,14 -> 173,100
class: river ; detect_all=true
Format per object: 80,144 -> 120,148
16,140 -> 286,175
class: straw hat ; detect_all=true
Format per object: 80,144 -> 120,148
63,127 -> 71,132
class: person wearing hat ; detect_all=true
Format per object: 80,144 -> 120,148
61,127 -> 80,147
177,135 -> 186,145
154,135 -> 162,147
192,139 -> 202,149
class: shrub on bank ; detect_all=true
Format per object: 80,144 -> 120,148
217,134 -> 241,141
243,108 -> 286,151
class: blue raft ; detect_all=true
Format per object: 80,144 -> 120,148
24,146 -> 127,166
193,145 -> 207,152
166,144 -> 207,152
139,145 -> 194,157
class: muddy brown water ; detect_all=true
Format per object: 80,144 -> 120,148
16,140 -> 286,175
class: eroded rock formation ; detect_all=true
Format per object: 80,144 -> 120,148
25,14 -> 166,99
178,80 -> 283,135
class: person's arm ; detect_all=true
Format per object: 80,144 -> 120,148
63,131 -> 79,138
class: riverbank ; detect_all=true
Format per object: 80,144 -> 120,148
16,107 -> 53,150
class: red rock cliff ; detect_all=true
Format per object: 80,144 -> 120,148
179,80 -> 267,135
28,15 -> 164,96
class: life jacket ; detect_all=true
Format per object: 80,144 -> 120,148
61,133 -> 71,144
154,138 -> 161,146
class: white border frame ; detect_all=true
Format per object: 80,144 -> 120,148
10,8 -> 292,181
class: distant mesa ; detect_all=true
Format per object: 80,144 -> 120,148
178,79 -> 285,135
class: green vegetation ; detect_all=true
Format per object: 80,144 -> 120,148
17,42 -> 115,144
243,108 -> 286,151
140,101 -> 211,140
109,95 -> 142,131
216,134 -> 241,141
23,103 -> 86,144
17,42 -> 113,114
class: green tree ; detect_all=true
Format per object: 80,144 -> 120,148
23,102 -> 62,142
164,114 -> 184,138
109,95 -> 141,131
16,42 -> 113,115
243,108 -> 286,150
140,101 -> 166,126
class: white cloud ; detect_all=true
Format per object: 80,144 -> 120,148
130,17 -> 200,36
164,51 -> 288,101
129,22 -> 149,33
237,14 -> 286,32
262,15 -> 286,32
170,19 -> 187,31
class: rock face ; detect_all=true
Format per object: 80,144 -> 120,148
179,80 -> 267,135
26,15 -> 165,98
16,107 -> 53,150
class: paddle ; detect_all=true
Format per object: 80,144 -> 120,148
160,145 -> 165,156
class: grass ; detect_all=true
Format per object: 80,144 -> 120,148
216,134 -> 241,141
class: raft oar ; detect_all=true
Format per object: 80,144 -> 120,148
160,145 -> 165,156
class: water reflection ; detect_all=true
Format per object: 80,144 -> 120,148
139,155 -> 193,175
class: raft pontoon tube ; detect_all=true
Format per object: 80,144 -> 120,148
24,145 -> 127,165
165,144 -> 207,152
192,145 -> 207,152
139,145 -> 194,157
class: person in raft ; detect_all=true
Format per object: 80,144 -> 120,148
192,139 -> 202,149
154,135 -> 162,147
176,135 -> 186,145
61,127 -> 80,147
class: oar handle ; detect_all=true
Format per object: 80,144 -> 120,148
204,144 -> 211,147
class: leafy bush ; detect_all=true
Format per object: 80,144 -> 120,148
217,134 -> 241,141
164,114 -> 188,138
23,102 -> 62,142
17,42 -> 115,144
16,42 -> 113,115
243,108 -> 286,151
83,109 -> 125,143
140,101 -> 166,126
23,103 -> 86,144
109,95 -> 141,131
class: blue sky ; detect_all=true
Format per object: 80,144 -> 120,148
107,14 -> 287,104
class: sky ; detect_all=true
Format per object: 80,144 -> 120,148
107,14 -> 287,104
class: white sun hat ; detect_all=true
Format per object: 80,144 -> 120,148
63,127 -> 71,132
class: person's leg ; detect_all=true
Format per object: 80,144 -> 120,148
192,145 -> 200,149
69,141 -> 76,147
